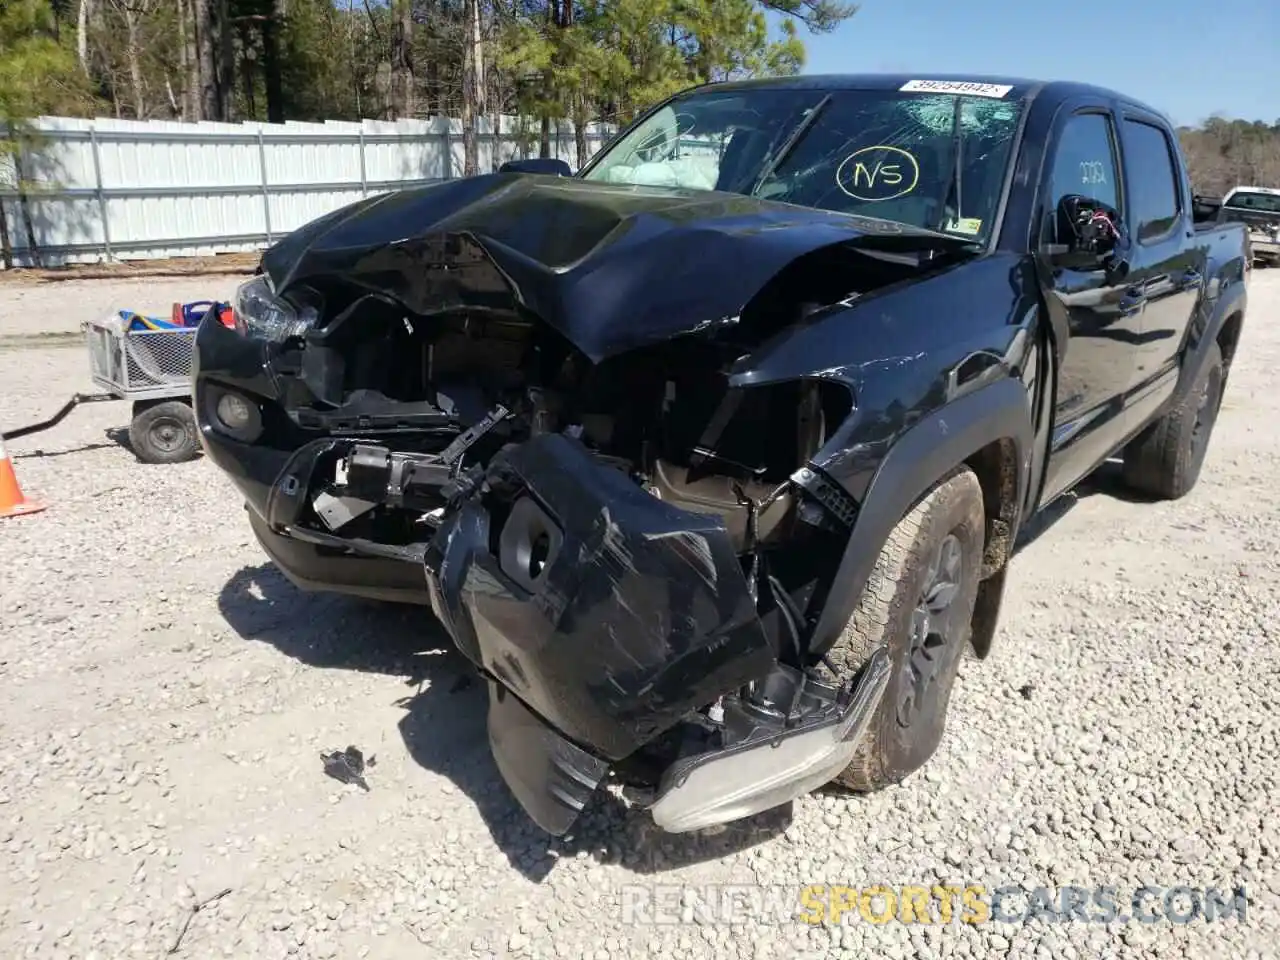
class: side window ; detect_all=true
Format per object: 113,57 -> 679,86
1045,113 -> 1120,242
1050,114 -> 1120,209
1121,119 -> 1180,241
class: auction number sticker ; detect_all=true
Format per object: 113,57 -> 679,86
900,79 -> 1013,99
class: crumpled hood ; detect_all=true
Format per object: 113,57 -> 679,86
260,173 -> 971,362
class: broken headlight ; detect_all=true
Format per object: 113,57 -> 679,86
233,275 -> 316,342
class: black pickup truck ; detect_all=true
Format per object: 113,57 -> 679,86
193,74 -> 1250,836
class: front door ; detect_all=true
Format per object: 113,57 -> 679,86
1037,107 -> 1142,504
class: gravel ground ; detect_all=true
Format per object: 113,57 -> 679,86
2,271 -> 1278,959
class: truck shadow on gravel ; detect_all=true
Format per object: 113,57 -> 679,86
218,562 -> 451,680
218,562 -> 789,882
216,458 -> 1156,880
396,683 -> 793,882
1015,459 -> 1154,548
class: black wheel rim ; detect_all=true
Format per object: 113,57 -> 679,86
148,417 -> 188,454
1190,368 -> 1221,464
897,533 -> 963,728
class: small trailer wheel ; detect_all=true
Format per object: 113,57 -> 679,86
128,400 -> 201,464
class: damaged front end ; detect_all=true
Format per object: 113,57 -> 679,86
248,336 -> 893,833
268,414 -> 891,835
194,176 -> 972,834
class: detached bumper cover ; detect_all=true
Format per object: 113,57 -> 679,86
485,681 -> 611,835
424,432 -> 776,764
198,322 -> 883,834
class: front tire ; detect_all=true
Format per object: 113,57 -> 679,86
1121,341 -> 1223,500
825,466 -> 985,792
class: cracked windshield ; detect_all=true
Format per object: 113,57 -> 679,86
583,88 -> 1024,241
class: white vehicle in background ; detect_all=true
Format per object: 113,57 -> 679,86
1196,186 -> 1280,267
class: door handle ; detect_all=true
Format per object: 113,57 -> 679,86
1180,270 -> 1203,290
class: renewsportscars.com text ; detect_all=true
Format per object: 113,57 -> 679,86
619,883 -> 1249,927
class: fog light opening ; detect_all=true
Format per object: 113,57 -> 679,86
528,531 -> 551,579
498,497 -> 564,594
216,392 -> 254,430
208,386 -> 263,443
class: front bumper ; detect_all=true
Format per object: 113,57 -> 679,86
194,314 -> 432,604
648,646 -> 889,832
480,644 -> 890,835
247,510 -> 433,604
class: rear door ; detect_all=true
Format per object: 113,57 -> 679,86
1114,111 -> 1201,425
1036,102 -> 1142,504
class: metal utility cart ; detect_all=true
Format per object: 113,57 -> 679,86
7,304 -> 216,464
81,309 -> 205,463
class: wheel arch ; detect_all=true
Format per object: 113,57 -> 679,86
1177,281 -> 1247,402
964,315 -> 1058,660
809,375 -> 1035,660
1215,309 -> 1245,387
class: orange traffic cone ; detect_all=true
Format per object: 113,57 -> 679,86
0,433 -> 45,518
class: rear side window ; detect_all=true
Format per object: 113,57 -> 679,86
1122,119 -> 1181,241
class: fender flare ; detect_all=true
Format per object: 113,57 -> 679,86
1173,279 -> 1247,401
809,374 -> 1035,656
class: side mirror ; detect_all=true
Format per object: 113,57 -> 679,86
498,158 -> 573,177
1044,194 -> 1124,268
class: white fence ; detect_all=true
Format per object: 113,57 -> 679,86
0,114 -> 615,268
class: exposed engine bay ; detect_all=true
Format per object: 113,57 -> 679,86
287,302 -> 849,557
266,238 -> 924,595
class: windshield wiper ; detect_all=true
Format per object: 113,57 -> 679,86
749,94 -> 833,196
936,96 -> 965,232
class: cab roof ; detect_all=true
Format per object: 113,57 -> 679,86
687,74 -> 1171,126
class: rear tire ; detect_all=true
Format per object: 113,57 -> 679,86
825,466 -> 985,792
1121,341 -> 1223,500
129,400 -> 200,465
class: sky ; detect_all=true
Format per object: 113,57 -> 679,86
794,0 -> 1279,127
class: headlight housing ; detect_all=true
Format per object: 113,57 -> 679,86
233,275 -> 316,341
